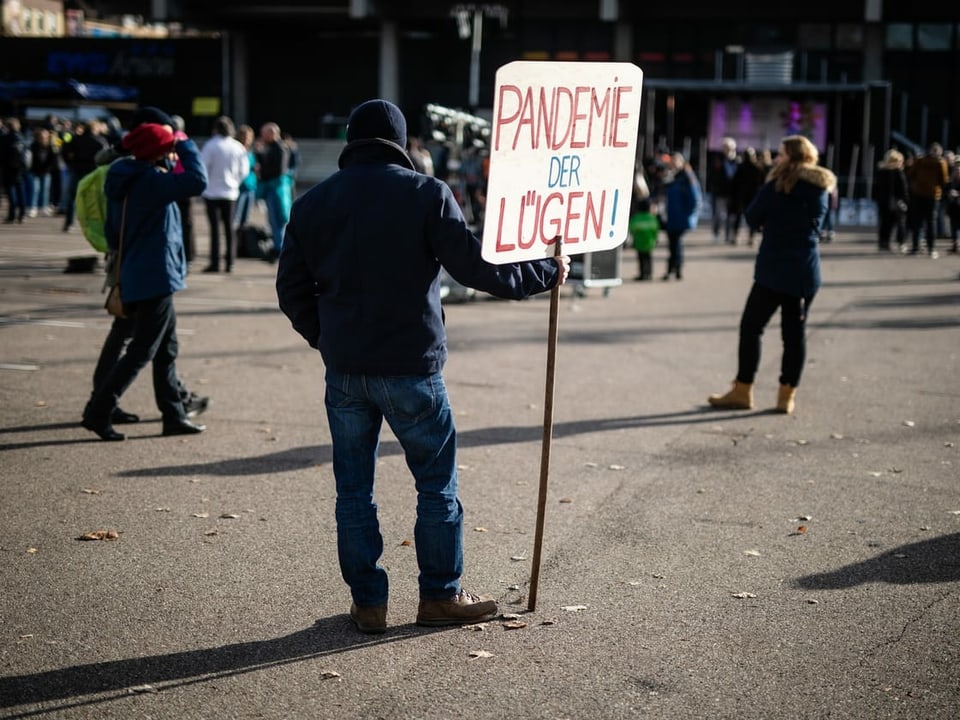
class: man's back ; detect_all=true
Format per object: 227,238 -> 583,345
908,155 -> 948,199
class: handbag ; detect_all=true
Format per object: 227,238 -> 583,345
104,198 -> 129,318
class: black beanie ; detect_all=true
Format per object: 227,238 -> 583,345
346,100 -> 407,143
131,106 -> 174,129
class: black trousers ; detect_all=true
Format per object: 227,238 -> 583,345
85,294 -> 185,425
909,196 -> 937,252
877,208 -> 906,249
90,314 -> 189,404
205,197 -> 235,270
736,283 -> 815,388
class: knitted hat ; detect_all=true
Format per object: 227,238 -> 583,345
130,106 -> 174,129
346,99 -> 407,143
122,123 -> 176,160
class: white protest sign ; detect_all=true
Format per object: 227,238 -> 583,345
481,61 -> 643,264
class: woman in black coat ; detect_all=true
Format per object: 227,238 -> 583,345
872,148 -> 909,251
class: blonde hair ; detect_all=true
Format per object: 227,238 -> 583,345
769,135 -> 820,193
880,148 -> 904,169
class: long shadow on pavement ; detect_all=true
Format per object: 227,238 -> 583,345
0,616 -> 437,715
794,532 -> 960,589
0,407 -> 774,468
105,407 -> 771,479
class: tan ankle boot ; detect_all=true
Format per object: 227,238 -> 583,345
708,380 -> 754,409
776,384 -> 796,414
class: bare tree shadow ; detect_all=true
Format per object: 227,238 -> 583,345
0,616 -> 440,716
794,533 -> 960,589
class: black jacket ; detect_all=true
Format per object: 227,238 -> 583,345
276,139 -> 560,375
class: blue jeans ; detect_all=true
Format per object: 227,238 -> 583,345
29,172 -> 51,211
263,190 -> 288,251
324,369 -> 463,607
233,188 -> 255,228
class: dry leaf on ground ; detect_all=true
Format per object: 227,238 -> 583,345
77,530 -> 119,541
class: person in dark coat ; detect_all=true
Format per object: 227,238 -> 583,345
729,147 -> 768,246
60,119 -> 108,232
872,148 -> 910,252
708,135 -> 836,415
84,106 -> 211,427
1,117 -> 29,224
661,152 -> 702,280
276,99 -> 569,634
82,123 -> 208,441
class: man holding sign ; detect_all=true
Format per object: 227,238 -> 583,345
276,99 -> 569,634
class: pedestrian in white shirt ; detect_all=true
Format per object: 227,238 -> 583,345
200,116 -> 250,272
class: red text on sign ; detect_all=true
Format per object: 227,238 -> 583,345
494,189 -> 609,252
494,83 -> 634,152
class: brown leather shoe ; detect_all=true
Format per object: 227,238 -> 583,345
350,602 -> 387,634
416,590 -> 498,627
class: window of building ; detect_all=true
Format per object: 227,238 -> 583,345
46,12 -> 58,35
885,23 -> 913,50
917,24 -> 952,51
634,22 -> 669,52
798,24 -> 831,50
23,9 -> 32,33
836,24 -> 863,49
36,12 -> 45,33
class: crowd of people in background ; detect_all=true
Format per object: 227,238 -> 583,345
4,112 -> 959,280
873,141 -> 959,258
0,112 -> 300,268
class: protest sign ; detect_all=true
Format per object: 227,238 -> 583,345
482,61 -> 644,264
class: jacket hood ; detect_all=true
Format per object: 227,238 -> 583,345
338,138 -> 416,171
797,164 -> 837,192
103,156 -> 161,200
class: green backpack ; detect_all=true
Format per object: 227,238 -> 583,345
75,164 -> 110,254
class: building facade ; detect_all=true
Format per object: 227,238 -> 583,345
3,1 -> 959,191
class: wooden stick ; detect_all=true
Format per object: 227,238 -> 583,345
528,237 -> 562,612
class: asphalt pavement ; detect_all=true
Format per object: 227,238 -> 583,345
1,204 -> 958,719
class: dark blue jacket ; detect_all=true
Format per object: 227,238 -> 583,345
745,164 -> 836,298
663,169 -> 701,234
276,140 -> 561,376
104,139 -> 207,303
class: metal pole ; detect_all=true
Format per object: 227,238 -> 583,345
644,88 -> 656,158
468,10 -> 483,110
921,106 -> 928,148
861,86 -> 872,190
847,144 -> 859,200
528,237 -> 562,612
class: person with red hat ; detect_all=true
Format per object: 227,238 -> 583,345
81,122 -> 208,441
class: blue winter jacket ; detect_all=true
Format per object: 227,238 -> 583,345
103,139 -> 207,303
744,164 -> 836,298
276,140 -> 561,376
663,169 -> 702,233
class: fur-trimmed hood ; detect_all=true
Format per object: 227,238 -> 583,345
796,163 -> 837,192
